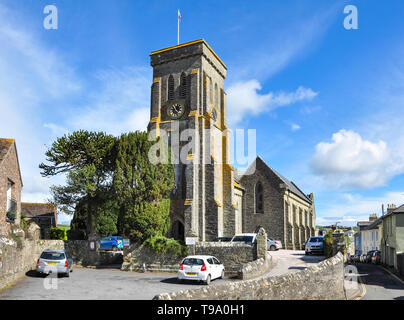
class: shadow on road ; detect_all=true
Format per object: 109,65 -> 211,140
25,270 -> 46,278
288,266 -> 306,271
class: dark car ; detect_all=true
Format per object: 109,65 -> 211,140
213,237 -> 232,242
348,255 -> 355,264
371,250 -> 382,264
366,250 -> 377,263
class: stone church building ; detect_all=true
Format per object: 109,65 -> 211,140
147,39 -> 315,250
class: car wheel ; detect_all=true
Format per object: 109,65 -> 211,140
205,275 -> 211,285
65,271 -> 70,278
270,245 -> 276,251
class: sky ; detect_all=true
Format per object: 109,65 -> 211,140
1,0 -> 404,226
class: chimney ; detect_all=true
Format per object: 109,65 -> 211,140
369,213 -> 378,222
387,204 -> 397,214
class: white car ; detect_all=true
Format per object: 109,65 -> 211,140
267,238 -> 282,251
177,255 -> 225,285
231,233 -> 257,245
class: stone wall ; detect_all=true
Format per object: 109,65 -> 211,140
121,241 -> 256,275
0,237 -> 122,291
121,243 -> 184,273
238,252 -> 272,280
0,237 -> 64,290
0,140 -> 22,236
194,242 -> 255,274
154,252 -> 345,300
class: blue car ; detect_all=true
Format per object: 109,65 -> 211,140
100,236 -> 123,251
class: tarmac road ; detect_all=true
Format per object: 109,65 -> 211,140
0,266 -> 233,300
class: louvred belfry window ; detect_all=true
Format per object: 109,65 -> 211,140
168,75 -> 174,101
180,73 -> 187,99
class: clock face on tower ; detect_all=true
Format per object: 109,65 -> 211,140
167,102 -> 185,120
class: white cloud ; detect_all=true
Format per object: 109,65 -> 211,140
0,4 -> 150,213
291,123 -> 301,131
227,80 -> 318,126
310,129 -> 404,189
67,67 -> 150,135
316,190 -> 404,226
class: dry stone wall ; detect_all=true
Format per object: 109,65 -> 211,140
154,252 -> 345,300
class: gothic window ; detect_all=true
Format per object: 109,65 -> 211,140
209,78 -> 213,105
255,182 -> 263,213
168,75 -> 174,101
214,83 -> 218,106
180,72 -> 187,99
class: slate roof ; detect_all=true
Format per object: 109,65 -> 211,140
21,203 -> 57,226
242,156 -> 313,204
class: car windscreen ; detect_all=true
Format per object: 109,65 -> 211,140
308,237 -> 323,242
182,258 -> 204,266
232,236 -> 253,243
40,252 -> 65,260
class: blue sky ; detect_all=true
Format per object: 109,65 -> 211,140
1,0 -> 404,226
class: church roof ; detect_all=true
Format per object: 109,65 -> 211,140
242,156 -> 313,204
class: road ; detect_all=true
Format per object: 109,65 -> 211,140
353,263 -> 404,300
0,250 -> 326,300
0,267 -> 233,300
266,250 -> 325,277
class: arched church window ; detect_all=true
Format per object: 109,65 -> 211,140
209,78 -> 213,105
180,72 -> 187,99
214,83 -> 218,106
255,182 -> 263,213
168,75 -> 174,101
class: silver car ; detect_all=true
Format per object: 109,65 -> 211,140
36,249 -> 73,277
267,238 -> 282,251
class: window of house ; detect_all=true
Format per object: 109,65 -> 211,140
255,182 -> 263,213
6,180 -> 12,212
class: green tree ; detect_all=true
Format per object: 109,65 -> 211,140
113,132 -> 174,241
40,130 -> 116,238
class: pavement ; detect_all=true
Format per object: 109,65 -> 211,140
351,262 -> 404,300
0,266 -> 233,300
266,249 -> 325,277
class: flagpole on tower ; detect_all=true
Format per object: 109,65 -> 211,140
177,9 -> 181,45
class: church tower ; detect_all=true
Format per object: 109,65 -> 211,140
148,39 -> 237,242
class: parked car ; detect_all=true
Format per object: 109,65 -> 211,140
231,233 -> 257,246
267,238 -> 282,251
366,250 -> 377,263
348,255 -> 355,264
360,253 -> 367,263
305,237 -> 324,255
213,236 -> 232,242
177,255 -> 225,285
352,254 -> 359,263
100,236 -> 123,251
371,250 -> 382,264
36,249 -> 73,277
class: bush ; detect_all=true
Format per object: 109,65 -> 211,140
50,227 -> 67,240
323,230 -> 334,258
144,235 -> 187,256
